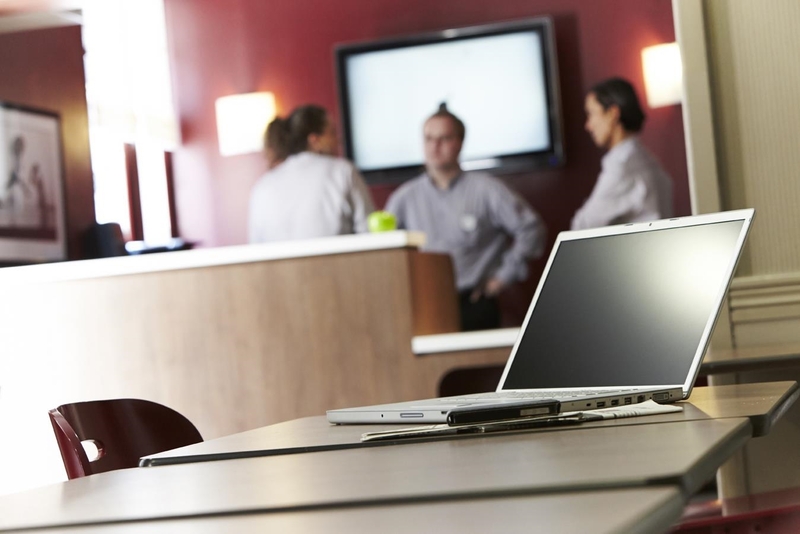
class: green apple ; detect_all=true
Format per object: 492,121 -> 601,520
367,210 -> 397,233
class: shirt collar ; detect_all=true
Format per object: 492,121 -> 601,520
425,170 -> 464,192
603,135 -> 638,165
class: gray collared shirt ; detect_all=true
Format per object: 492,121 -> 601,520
386,171 -> 546,291
571,136 -> 673,230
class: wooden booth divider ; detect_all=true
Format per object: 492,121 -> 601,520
0,232 -> 509,495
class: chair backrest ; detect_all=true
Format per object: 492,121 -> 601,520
82,222 -> 128,258
48,398 -> 203,479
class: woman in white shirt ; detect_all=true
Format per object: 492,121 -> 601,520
249,105 -> 375,243
571,78 -> 673,230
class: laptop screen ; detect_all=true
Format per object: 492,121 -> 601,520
501,219 -> 745,390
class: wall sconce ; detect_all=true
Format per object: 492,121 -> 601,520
215,92 -> 276,156
641,42 -> 683,108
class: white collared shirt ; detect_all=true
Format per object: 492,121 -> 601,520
248,152 -> 375,243
571,136 -> 673,230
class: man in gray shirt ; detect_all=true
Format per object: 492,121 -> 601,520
386,105 -> 546,331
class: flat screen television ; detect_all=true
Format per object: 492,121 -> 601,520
335,17 -> 564,183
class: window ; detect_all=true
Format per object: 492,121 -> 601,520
82,0 -> 179,244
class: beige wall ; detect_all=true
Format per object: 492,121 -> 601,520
678,0 -> 800,347
676,0 -> 800,497
706,0 -> 800,277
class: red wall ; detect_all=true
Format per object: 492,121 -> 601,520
165,0 -> 688,323
0,26 -> 94,261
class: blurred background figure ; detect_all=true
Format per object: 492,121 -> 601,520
248,104 -> 375,243
387,104 -> 546,331
571,77 -> 673,230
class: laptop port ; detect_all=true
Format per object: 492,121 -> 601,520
637,395 -> 645,403
596,401 -> 606,408
611,399 -> 619,406
624,397 -> 632,405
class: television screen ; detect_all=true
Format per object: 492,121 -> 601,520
336,18 -> 564,182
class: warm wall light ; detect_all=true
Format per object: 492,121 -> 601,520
641,42 -> 683,108
215,92 -> 276,156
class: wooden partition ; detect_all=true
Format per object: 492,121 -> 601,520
408,251 -> 460,335
0,233 -> 508,495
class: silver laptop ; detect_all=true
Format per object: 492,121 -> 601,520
327,209 -> 754,424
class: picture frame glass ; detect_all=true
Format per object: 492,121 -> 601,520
0,104 -> 66,263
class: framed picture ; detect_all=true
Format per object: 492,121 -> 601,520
0,103 -> 66,263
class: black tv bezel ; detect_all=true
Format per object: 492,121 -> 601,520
335,17 -> 564,184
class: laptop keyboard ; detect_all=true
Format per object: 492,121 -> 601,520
442,389 -> 638,402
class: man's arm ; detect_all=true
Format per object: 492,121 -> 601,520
384,188 -> 407,230
485,180 -> 547,293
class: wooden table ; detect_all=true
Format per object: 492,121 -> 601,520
0,417 -> 750,532
410,324 -> 800,496
3,382 -> 796,533
702,343 -> 800,374
5,488 -> 684,534
702,346 -> 800,497
141,382 -> 799,467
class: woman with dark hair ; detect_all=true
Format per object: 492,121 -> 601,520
248,105 -> 375,243
571,77 -> 673,230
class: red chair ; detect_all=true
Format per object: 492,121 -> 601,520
49,398 -> 203,479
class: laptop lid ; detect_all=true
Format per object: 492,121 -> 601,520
496,209 -> 754,398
